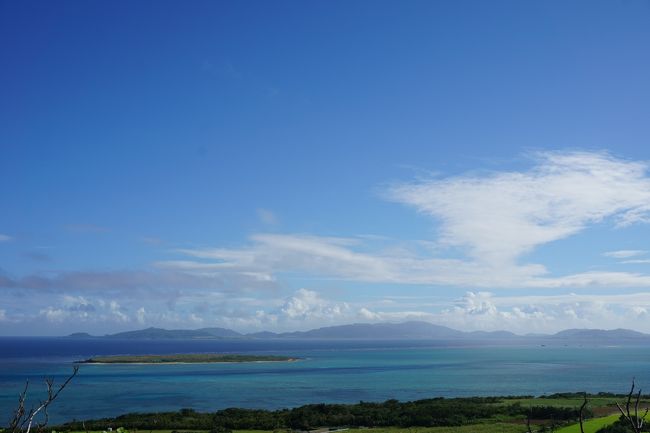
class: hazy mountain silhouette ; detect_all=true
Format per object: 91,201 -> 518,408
66,321 -> 650,344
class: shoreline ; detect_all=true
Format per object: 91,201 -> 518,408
77,358 -> 301,365
75,353 -> 301,364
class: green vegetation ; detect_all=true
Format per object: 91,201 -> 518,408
76,354 -> 298,364
53,397 -> 592,432
555,414 -> 621,433
506,392 -> 650,410
62,428 -> 530,433
350,425 -> 529,433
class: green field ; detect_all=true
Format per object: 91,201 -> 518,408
348,425 -> 529,433
554,415 -> 621,433
68,427 -> 530,433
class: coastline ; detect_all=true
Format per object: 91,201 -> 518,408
77,358 -> 301,365
75,353 -> 301,364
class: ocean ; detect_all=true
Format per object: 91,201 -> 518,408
1,337 -> 649,424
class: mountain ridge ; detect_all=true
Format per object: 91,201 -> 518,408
66,321 -> 650,342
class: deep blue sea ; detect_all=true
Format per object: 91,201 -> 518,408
3,337 -> 650,424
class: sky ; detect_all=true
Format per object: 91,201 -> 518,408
2,0 -> 650,336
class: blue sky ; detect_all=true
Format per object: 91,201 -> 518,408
2,0 -> 650,335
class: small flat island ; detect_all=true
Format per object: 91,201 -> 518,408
76,354 -> 299,364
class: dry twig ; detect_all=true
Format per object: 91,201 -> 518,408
8,366 -> 79,433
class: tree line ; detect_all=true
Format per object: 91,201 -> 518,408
54,397 -> 591,431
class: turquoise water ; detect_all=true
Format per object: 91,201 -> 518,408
2,338 -> 649,424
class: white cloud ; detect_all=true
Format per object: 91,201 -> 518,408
387,151 -> 650,265
0,309 -> 7,321
15,284 -> 650,334
433,291 -> 650,333
206,289 -> 352,331
188,313 -> 204,324
136,307 -> 146,324
280,288 -> 350,320
604,250 -> 647,259
359,291 -> 650,334
40,307 -> 68,322
162,233 -> 650,289
0,234 -> 12,242
154,152 -> 650,290
109,301 -> 128,322
10,150 -> 650,335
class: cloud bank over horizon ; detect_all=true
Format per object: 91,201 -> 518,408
4,151 -> 650,335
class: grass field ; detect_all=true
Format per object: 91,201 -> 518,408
67,426 -> 530,433
554,414 -> 621,433
350,425 -> 529,433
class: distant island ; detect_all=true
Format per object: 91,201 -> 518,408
76,354 -> 299,364
65,320 -> 650,345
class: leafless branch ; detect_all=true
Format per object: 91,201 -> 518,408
616,379 -> 647,433
579,392 -> 588,433
8,366 -> 79,433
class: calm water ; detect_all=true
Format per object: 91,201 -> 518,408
2,337 -> 650,424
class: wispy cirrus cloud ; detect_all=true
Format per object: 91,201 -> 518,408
154,151 -> 650,290
0,268 -> 278,295
603,250 -> 647,259
387,151 -> 650,265
158,233 -> 650,289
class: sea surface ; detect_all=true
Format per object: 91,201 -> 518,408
2,337 -> 650,424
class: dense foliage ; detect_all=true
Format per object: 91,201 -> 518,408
54,397 -> 591,431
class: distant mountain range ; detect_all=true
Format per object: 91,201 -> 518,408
66,321 -> 650,344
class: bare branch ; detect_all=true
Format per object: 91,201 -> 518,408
9,366 -> 79,433
579,393 -> 588,433
616,380 -> 644,433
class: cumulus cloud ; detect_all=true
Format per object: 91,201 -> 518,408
37,295 -> 143,324
280,288 -> 350,320
356,291 -> 650,334
39,296 -> 97,322
40,307 -> 68,322
136,307 -> 146,324
108,301 -> 128,322
431,291 -> 650,334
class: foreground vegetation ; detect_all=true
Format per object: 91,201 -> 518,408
52,395 -> 606,432
6,367 -> 647,433
76,354 -> 298,364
